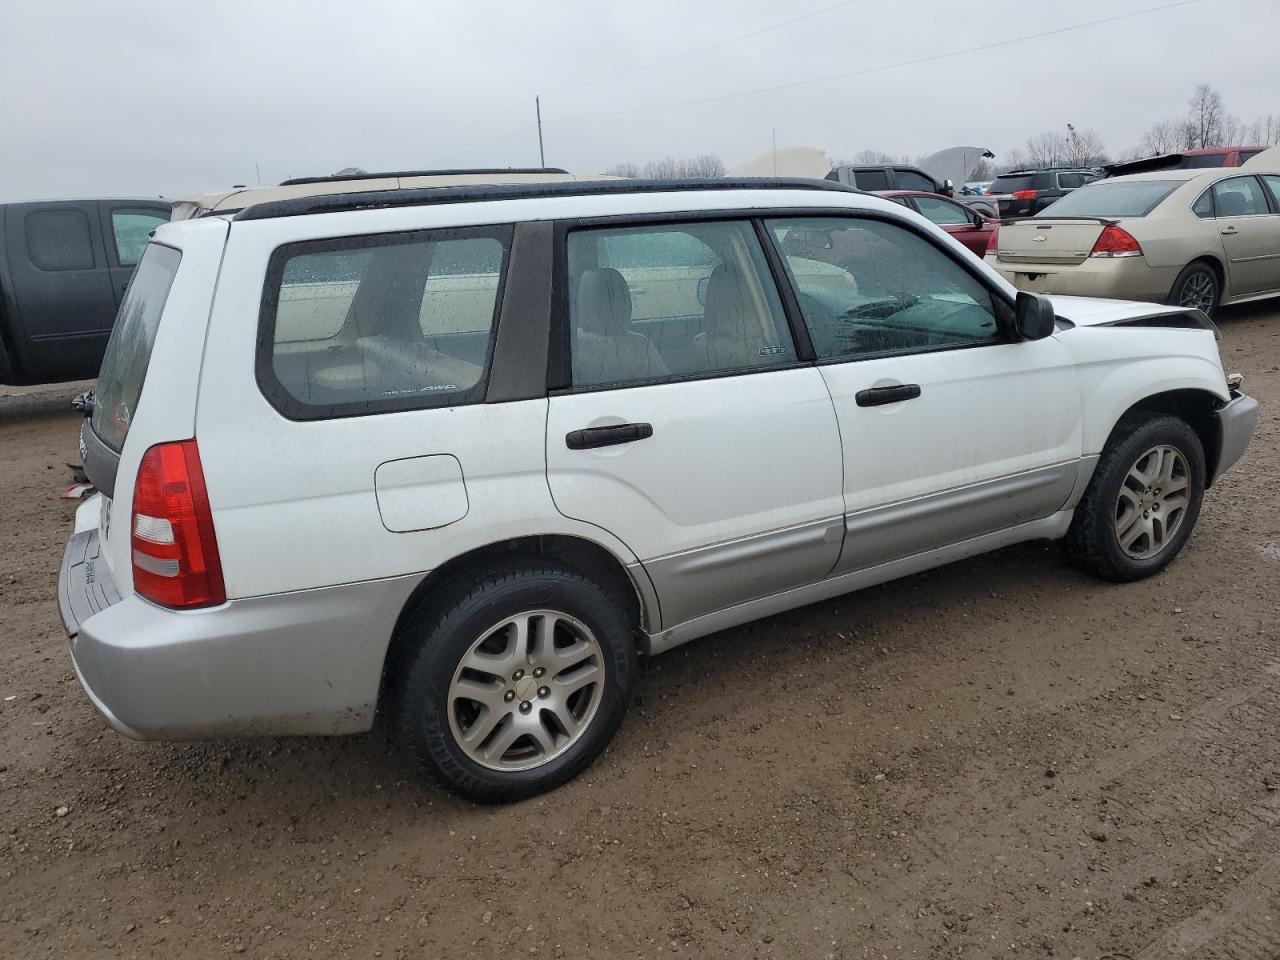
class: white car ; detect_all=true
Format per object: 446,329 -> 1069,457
60,178 -> 1257,801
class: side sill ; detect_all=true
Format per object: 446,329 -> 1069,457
645,510 -> 1073,655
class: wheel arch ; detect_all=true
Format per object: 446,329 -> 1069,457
379,534 -> 657,715
1176,255 -> 1226,302
1104,388 -> 1224,485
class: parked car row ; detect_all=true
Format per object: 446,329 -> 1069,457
986,155 -> 1280,315
60,175 -> 1256,801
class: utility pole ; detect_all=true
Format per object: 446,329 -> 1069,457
772,127 -> 777,175
536,96 -> 546,167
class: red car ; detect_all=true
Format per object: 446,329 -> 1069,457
874,190 -> 998,258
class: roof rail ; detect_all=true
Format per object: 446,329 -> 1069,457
278,167 -> 571,186
233,177 -> 863,221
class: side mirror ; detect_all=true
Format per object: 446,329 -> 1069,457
942,178 -> 955,197
1014,292 -> 1056,340
971,210 -> 985,228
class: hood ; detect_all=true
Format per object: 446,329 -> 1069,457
1046,295 -> 1201,327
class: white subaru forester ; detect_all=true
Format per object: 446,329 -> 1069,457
60,178 -> 1257,801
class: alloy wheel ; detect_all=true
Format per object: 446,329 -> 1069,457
447,610 -> 605,772
1113,445 -> 1191,559
1177,271 -> 1217,313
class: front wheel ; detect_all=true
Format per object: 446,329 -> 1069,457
1064,413 -> 1205,582
395,561 -> 636,803
1168,261 -> 1220,316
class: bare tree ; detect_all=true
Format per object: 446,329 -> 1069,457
1024,131 -> 1069,168
603,161 -> 640,178
1066,126 -> 1107,166
1139,118 -> 1182,155
1188,83 -> 1225,148
611,155 -> 727,180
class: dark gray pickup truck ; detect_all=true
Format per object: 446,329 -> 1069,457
0,199 -> 169,385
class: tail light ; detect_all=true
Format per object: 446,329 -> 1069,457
984,225 -> 1000,255
1011,189 -> 1038,201
1089,225 -> 1143,258
131,439 -> 225,609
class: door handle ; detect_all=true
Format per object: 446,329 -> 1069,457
855,384 -> 921,407
566,422 -> 654,450
1220,225 -> 1239,235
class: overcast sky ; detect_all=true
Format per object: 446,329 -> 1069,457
2,0 -> 1277,201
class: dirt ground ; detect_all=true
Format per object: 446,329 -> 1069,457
2,310 -> 1277,960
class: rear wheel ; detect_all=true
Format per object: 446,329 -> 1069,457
395,561 -> 636,803
1168,261 -> 1221,316
1065,413 -> 1205,582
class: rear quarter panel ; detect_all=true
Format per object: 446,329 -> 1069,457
101,217 -> 230,594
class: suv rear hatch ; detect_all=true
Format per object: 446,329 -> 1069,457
987,172 -> 1048,219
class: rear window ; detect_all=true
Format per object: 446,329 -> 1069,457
25,208 -> 95,271
91,243 -> 181,452
1181,154 -> 1228,169
258,225 -> 510,419
850,169 -> 891,191
1038,180 -> 1180,218
989,174 -> 1036,194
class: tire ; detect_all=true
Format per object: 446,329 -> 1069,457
1064,413 -> 1205,583
1168,261 -> 1221,317
395,560 -> 636,803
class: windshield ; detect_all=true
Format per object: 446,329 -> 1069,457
1039,180 -> 1180,218
91,243 -> 181,452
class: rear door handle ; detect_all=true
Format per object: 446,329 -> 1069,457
566,422 -> 654,450
855,384 -> 921,407
1220,225 -> 1239,235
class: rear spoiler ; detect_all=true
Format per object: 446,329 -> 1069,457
1103,154 -> 1187,177
1001,216 -> 1118,226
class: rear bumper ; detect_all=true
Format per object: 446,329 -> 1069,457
987,255 -> 1176,304
1211,391 -> 1258,485
59,530 -> 423,739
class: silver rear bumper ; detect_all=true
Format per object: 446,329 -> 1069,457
1211,391 -> 1258,485
59,529 -> 423,739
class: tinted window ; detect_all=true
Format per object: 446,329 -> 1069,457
260,227 -> 509,417
1057,172 -> 1086,189
1239,150 -> 1263,163
1182,154 -> 1228,169
896,170 -> 936,192
110,209 -> 168,266
91,244 -> 180,452
1262,176 -> 1280,210
566,221 -> 795,387
1040,180 -> 1180,218
1212,176 -> 1269,217
1192,189 -> 1215,219
989,174 -> 1036,194
913,196 -> 971,226
25,208 -> 94,271
768,217 -> 1001,361
851,169 -> 891,190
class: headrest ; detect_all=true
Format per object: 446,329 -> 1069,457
576,267 -> 632,334
702,262 -> 750,338
1217,191 -> 1246,217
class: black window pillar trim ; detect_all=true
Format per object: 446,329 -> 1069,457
487,220 -> 554,403
753,218 -> 816,362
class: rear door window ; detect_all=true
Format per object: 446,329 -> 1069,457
259,226 -> 510,418
25,208 -> 95,271
851,169 -> 891,191
566,221 -> 795,387
91,244 -> 181,452
1212,176 -> 1269,217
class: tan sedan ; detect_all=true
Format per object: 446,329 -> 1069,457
986,167 -> 1280,315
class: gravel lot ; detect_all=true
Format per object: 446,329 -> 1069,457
2,307 -> 1277,959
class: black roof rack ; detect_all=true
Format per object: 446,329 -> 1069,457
233,177 -> 863,221
278,167 -> 570,186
